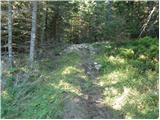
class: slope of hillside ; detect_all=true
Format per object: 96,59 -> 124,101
1,37 -> 159,119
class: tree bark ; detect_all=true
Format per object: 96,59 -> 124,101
8,0 -> 13,67
108,0 -> 112,21
45,4 -> 48,42
40,2 -> 46,45
29,1 -> 37,66
139,6 -> 156,37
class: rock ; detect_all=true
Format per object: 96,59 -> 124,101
63,43 -> 96,55
95,64 -> 102,71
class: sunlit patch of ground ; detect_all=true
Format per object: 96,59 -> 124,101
1,37 -> 158,119
94,37 -> 158,119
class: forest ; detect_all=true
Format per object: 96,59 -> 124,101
1,0 -> 159,119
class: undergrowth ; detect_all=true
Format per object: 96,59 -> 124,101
93,36 -> 159,119
1,52 -> 83,118
1,36 -> 159,119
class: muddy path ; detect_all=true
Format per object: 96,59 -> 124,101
62,44 -> 123,119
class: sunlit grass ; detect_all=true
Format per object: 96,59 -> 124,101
1,51 -> 83,118
62,66 -> 82,75
49,80 -> 82,96
1,37 -> 158,119
108,55 -> 126,64
1,91 -> 11,100
94,37 -> 158,119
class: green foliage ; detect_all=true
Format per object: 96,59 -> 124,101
94,37 -> 158,119
8,67 -> 18,73
119,48 -> 134,58
1,37 -> 158,119
5,67 -> 17,93
2,1 -> 158,51
1,51 -> 83,119
104,16 -> 129,41
1,0 -> 159,118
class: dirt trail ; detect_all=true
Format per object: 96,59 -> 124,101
62,44 -> 118,119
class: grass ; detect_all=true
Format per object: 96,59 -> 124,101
93,37 -> 159,119
1,52 -> 84,118
1,36 -> 159,119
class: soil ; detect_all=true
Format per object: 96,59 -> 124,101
62,44 -> 121,119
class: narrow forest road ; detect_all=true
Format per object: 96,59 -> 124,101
62,44 -> 116,119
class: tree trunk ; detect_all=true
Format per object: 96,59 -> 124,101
139,6 -> 156,37
8,0 -> 13,67
45,4 -> 48,42
108,1 -> 112,21
40,2 -> 46,45
29,1 -> 37,66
